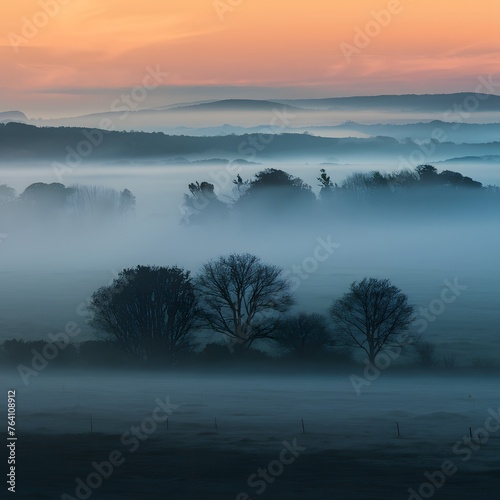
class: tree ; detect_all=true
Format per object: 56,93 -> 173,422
439,170 -> 482,189
413,341 -> 437,368
341,171 -> 391,193
387,169 -> 419,190
273,312 -> 333,359
88,266 -> 199,365
181,181 -> 228,225
196,253 -> 294,351
20,182 -> 73,212
317,169 -> 336,201
329,278 -> 414,364
415,165 -> 439,185
235,168 -> 315,217
119,189 -> 136,214
249,168 -> 311,192
0,184 -> 16,205
68,185 -> 120,219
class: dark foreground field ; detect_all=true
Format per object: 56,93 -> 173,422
16,433 -> 498,499
3,373 -> 500,499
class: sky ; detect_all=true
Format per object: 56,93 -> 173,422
1,0 -> 500,117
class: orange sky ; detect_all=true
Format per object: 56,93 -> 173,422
1,0 -> 500,116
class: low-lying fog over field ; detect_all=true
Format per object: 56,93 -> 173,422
1,156 -> 499,362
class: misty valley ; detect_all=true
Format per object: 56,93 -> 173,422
1,95 -> 500,499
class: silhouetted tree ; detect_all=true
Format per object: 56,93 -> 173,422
235,168 -> 315,217
228,174 -> 250,204
341,171 -> 392,193
439,170 -> 482,189
249,168 -> 313,197
2,338 -> 77,368
413,341 -> 437,368
416,165 -> 439,185
196,253 -> 294,351
442,351 -> 457,369
233,174 -> 244,191
0,184 -> 16,205
2,339 -> 49,365
118,188 -> 136,214
317,168 -> 336,201
68,185 -> 121,219
273,313 -> 333,359
387,169 -> 419,189
182,181 -> 228,224
88,266 -> 199,365
329,278 -> 414,364
20,182 -> 73,212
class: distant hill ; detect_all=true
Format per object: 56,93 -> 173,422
436,155 -> 500,164
2,122 -> 500,165
307,120 -> 500,144
276,93 -> 500,111
22,93 -> 500,133
170,99 -> 302,112
0,111 -> 27,123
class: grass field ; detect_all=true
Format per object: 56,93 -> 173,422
3,372 -> 500,499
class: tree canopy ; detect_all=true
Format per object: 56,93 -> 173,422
88,265 -> 199,364
196,253 -> 294,351
330,277 -> 414,364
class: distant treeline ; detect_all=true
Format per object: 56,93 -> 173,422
0,337 -> 494,373
3,122 -> 500,163
182,165 -> 499,225
0,182 -> 135,232
0,338 -> 353,370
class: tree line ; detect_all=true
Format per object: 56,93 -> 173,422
182,165 -> 498,225
2,254 -> 415,367
2,253 -> 494,370
0,182 -> 135,232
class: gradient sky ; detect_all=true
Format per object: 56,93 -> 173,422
1,0 -> 500,117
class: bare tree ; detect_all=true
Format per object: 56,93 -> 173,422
442,351 -> 457,369
196,253 -> 294,351
88,266 -> 199,365
119,189 -> 136,215
413,341 -> 437,368
273,313 -> 333,359
68,185 -> 121,219
329,277 -> 414,364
